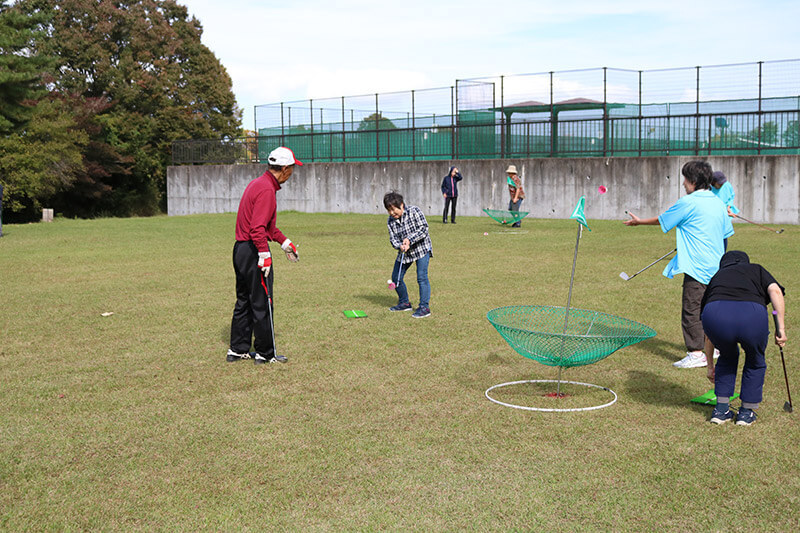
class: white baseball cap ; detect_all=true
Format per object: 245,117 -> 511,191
268,146 -> 303,166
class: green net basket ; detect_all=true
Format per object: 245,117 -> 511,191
487,305 -> 656,368
483,208 -> 530,225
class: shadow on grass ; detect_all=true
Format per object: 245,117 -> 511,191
356,292 -> 396,307
641,337 -> 686,364
626,369 -> 711,414
450,351 -> 534,394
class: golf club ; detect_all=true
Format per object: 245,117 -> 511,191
619,248 -> 677,281
388,251 -> 405,290
734,213 -> 784,234
258,273 -> 284,364
773,311 -> 793,413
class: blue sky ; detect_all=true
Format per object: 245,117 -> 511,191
179,0 -> 800,130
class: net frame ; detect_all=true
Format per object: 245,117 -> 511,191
483,208 -> 530,224
487,305 -> 656,369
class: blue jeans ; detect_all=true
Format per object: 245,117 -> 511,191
508,198 -> 523,227
392,252 -> 430,308
702,300 -> 769,405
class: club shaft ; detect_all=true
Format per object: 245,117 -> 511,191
394,252 -> 404,284
626,249 -> 676,279
773,312 -> 793,408
736,214 -> 782,233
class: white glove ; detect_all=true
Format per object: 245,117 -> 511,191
257,251 -> 272,275
281,239 -> 299,262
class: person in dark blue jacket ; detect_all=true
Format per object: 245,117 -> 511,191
441,166 -> 462,224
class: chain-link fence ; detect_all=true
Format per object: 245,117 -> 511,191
172,60 -> 800,164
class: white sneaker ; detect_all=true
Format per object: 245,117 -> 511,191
673,351 -> 707,368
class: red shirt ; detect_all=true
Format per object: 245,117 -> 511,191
234,170 -> 287,252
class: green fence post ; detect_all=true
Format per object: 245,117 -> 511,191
341,96 -> 346,162
310,99 -> 314,162
412,90 -> 416,161
758,61 -> 763,155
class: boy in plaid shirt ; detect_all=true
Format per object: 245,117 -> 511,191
384,191 -> 433,318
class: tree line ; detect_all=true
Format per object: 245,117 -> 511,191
0,0 -> 240,222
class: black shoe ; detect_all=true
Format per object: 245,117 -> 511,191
451,220 -> 456,224
254,353 -> 288,364
226,349 -> 252,362
442,220 -> 447,224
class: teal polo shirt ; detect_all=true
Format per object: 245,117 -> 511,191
658,189 -> 734,284
711,181 -> 740,214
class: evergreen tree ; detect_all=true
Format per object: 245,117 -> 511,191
0,0 -> 52,134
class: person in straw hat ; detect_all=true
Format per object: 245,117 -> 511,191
505,164 -> 525,227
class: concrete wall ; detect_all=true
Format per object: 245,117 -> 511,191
167,155 -> 800,224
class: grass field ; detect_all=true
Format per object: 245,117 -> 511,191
1,212 -> 798,531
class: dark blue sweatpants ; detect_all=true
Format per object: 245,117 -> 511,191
701,300 -> 769,405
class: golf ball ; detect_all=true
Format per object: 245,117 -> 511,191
484,232 -> 489,236
598,185 -> 608,194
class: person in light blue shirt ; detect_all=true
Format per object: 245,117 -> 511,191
625,161 -> 734,369
710,170 -> 739,215
710,170 -> 738,250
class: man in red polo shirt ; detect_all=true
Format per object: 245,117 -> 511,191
227,147 -> 301,365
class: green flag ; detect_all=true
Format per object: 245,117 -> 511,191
570,196 -> 591,231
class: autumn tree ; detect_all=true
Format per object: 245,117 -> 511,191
16,0 -> 241,216
0,98 -> 87,221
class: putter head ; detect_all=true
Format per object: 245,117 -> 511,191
619,272 -> 630,281
785,401 -> 794,413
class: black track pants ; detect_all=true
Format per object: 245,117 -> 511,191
230,241 -> 275,357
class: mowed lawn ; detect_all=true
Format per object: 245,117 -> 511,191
1,211 -> 798,531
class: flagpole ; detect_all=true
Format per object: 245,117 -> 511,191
564,222 -> 582,332
557,222 -> 582,396
558,196 -> 589,397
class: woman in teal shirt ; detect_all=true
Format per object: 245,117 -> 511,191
625,161 -> 734,369
711,170 -> 739,215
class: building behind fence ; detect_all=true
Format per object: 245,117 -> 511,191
171,60 -> 800,165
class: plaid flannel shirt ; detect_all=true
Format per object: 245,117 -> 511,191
387,205 -> 432,263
